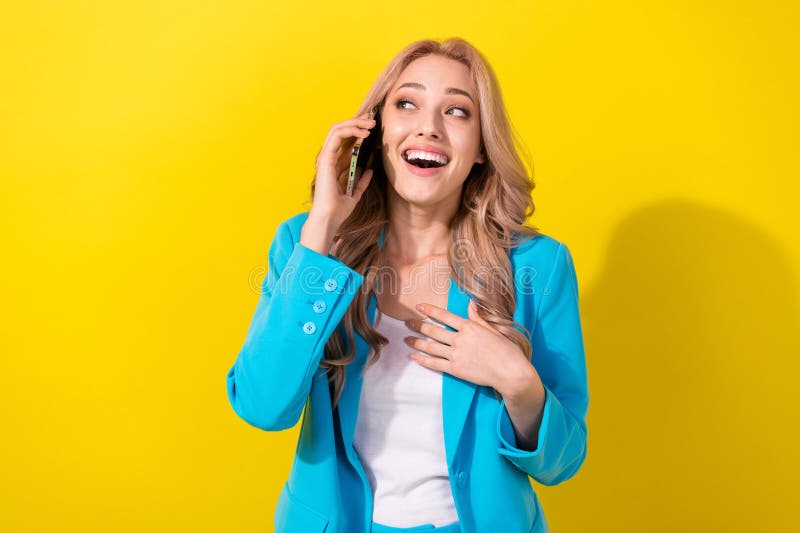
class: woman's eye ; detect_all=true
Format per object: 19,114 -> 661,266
395,99 -> 470,118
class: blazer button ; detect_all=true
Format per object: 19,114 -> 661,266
457,471 -> 467,488
302,321 -> 317,334
312,300 -> 327,313
323,278 -> 338,292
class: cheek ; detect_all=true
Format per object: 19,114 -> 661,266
381,122 -> 406,148
379,126 -> 410,173
454,130 -> 483,158
381,150 -> 394,176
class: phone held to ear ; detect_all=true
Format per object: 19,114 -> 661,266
347,105 -> 381,197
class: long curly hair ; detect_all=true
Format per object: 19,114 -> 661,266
306,37 -> 541,409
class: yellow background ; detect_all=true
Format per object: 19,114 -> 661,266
2,1 -> 798,531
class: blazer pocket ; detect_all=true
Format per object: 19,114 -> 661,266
274,483 -> 330,533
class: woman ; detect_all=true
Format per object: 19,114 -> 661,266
226,38 -> 589,533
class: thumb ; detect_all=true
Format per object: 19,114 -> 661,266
468,299 -> 486,323
469,299 -> 501,335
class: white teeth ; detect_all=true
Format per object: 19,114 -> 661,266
403,150 -> 449,165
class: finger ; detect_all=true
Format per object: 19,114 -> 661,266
323,126 -> 373,157
323,128 -> 373,168
408,319 -> 456,346
410,352 -> 450,373
467,299 -> 485,324
404,335 -> 451,359
415,303 -> 466,332
467,300 -> 485,327
336,117 -> 377,131
332,125 -> 373,140
468,299 -> 499,333
324,117 -> 374,147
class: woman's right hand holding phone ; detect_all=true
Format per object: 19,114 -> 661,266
300,113 -> 376,256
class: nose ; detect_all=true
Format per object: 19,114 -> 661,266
416,126 -> 441,139
415,111 -> 443,140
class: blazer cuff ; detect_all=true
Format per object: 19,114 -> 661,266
228,240 -> 364,430
286,242 -> 365,293
495,383 -> 587,485
496,383 -> 553,458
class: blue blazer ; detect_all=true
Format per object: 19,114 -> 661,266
226,211 -> 589,533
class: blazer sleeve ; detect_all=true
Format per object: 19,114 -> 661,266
495,242 -> 589,485
225,220 -> 365,431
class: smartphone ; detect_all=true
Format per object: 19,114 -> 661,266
346,105 -> 381,196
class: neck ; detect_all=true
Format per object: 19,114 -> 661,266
382,201 -> 456,264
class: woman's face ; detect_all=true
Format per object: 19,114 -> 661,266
380,55 -> 485,207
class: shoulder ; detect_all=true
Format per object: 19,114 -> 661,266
509,232 -> 579,323
510,231 -> 564,270
510,232 -> 577,299
275,211 -> 312,243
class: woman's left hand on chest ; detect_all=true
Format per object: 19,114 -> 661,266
404,299 -> 536,396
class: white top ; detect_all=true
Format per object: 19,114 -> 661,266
352,310 -> 459,527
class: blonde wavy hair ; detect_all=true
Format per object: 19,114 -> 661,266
306,37 -> 540,408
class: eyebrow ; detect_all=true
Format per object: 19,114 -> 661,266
395,82 -> 475,104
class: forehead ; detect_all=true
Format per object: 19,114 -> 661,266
391,55 -> 476,96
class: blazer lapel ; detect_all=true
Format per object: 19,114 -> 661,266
440,279 -> 479,467
337,226 -> 480,472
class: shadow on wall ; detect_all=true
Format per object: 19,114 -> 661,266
559,200 -> 799,532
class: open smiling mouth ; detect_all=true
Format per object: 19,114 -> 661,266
402,152 -> 450,169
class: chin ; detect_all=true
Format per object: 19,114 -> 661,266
395,180 -> 450,206
387,167 -> 464,204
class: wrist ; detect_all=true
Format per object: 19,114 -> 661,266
300,213 -> 338,256
497,360 -> 540,400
